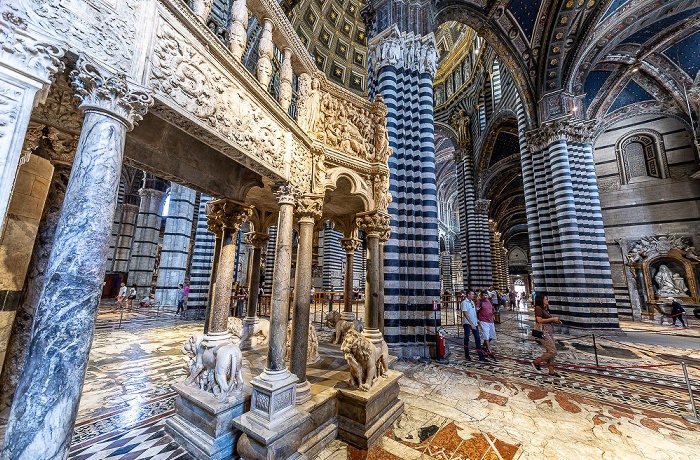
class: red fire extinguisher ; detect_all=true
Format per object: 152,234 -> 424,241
436,327 -> 446,362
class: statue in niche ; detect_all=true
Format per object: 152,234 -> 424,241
453,109 -> 471,148
654,265 -> 689,297
373,114 -> 390,163
304,79 -> 322,134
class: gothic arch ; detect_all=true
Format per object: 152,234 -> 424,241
324,167 -> 374,211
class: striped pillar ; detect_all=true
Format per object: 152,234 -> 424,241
373,55 -> 440,359
127,188 -> 166,294
187,195 -> 217,306
518,111 -> 618,329
321,224 -> 344,291
111,202 -> 139,273
154,183 -> 197,306
106,203 -> 123,273
472,199 -> 492,290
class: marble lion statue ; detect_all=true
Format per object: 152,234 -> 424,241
183,334 -> 244,401
285,322 -> 320,365
340,329 -> 388,391
227,316 -> 270,348
331,317 -> 364,345
325,310 -> 341,328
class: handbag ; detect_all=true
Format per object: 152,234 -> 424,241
531,329 -> 544,339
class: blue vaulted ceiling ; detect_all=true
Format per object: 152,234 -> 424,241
665,30 -> 700,79
584,70 -> 611,109
602,0 -> 628,19
623,7 -> 700,45
490,132 -> 520,167
507,0 -> 541,43
607,80 -> 654,114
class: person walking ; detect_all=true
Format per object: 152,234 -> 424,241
127,284 -> 137,310
509,289 -> 516,311
532,293 -> 563,376
461,290 -> 486,362
668,297 -> 686,327
176,283 -> 185,315
476,291 -> 497,360
117,282 -> 127,309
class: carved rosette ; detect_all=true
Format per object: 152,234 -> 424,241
524,117 -> 596,153
70,56 -> 153,131
475,198 -> 490,215
294,194 -> 323,224
356,211 -> 391,237
245,231 -> 271,248
339,237 -> 362,254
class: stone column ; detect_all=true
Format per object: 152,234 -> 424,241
203,223 -> 222,334
473,198 -> 493,291
204,199 -> 251,346
112,201 -> 139,273
0,128 -> 76,417
0,57 -> 152,460
234,184 -> 308,459
339,236 -> 362,321
0,19 -> 64,236
356,211 -> 391,346
378,230 -> 389,334
290,195 -> 323,404
155,183 -> 196,305
127,186 -> 166,295
241,231 -> 269,347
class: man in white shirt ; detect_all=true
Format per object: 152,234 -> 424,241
117,283 -> 127,308
461,290 -> 486,362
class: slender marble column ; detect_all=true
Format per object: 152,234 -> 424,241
244,233 -> 269,320
204,199 -> 251,346
0,57 -> 152,460
0,133 -> 76,416
339,237 -> 362,321
290,195 -> 322,404
378,236 -> 388,334
357,211 -> 390,345
203,215 -> 222,334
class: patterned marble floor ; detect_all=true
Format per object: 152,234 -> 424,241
11,304 -> 697,459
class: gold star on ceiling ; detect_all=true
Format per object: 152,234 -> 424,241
335,69 -> 341,76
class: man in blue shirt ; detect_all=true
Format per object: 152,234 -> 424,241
461,290 -> 486,362
176,284 -> 185,315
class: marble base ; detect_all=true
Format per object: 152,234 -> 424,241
165,382 -> 251,460
335,369 -> 404,450
296,380 -> 312,405
234,409 -> 309,460
296,388 -> 338,459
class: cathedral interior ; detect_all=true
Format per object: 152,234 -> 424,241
0,0 -> 700,458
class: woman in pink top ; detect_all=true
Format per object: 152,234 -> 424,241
477,291 -> 497,360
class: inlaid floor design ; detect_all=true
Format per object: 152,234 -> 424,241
55,307 -> 700,459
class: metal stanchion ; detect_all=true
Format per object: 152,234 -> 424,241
592,333 -> 599,368
681,362 -> 700,423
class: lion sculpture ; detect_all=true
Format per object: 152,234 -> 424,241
326,311 -> 364,344
340,329 -> 388,391
182,333 -> 244,401
285,322 -> 320,365
325,311 -> 341,328
227,316 -> 270,348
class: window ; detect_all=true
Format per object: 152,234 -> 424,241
616,131 -> 668,185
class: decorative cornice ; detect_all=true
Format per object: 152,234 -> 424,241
524,116 -> 596,153
369,24 -> 438,77
70,55 -> 153,131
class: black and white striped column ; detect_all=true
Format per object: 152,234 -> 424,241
126,188 -> 166,295
111,202 -> 139,273
155,183 -> 196,306
187,195 -> 217,306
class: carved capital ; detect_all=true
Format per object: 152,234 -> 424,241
206,198 -> 252,230
356,211 -> 391,237
475,198 -> 490,215
369,25 -> 438,76
294,194 -> 323,224
339,237 -> 362,253
44,126 -> 78,165
70,56 -> 153,131
206,214 -> 223,237
0,5 -> 65,87
524,117 -> 595,153
19,122 -> 45,166
245,231 -> 271,248
272,182 -> 297,206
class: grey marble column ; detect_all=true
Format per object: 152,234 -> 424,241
378,238 -> 387,334
204,199 -> 251,346
203,224 -> 222,334
127,187 -> 166,294
357,211 -> 390,346
0,57 -> 152,460
0,129 -> 77,417
339,237 -> 362,321
155,183 -> 197,306
290,195 -> 322,404
244,232 -> 269,320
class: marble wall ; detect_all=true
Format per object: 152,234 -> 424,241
0,155 -> 53,371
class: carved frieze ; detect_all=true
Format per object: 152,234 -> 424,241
625,234 -> 691,264
150,21 -> 288,176
368,25 -> 438,76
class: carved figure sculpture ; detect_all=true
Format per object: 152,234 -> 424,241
654,265 -> 689,296
331,317 -> 364,345
685,246 -> 700,262
285,322 -> 320,365
183,334 -> 244,401
325,310 -> 341,328
304,79 -> 322,133
228,316 -> 270,347
340,329 -> 388,391
454,110 -> 471,147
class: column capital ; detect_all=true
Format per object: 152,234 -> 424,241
356,211 -> 391,237
475,198 -> 490,215
70,55 -> 153,131
245,231 -> 270,248
368,24 -> 438,76
272,182 -> 297,206
524,116 -> 595,152
206,199 -> 252,230
44,127 -> 78,166
294,194 -> 323,224
138,188 -> 166,200
339,237 -> 362,253
19,122 -> 45,166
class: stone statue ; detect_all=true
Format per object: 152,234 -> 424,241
228,316 -> 270,348
340,329 -> 388,391
302,79 -> 322,134
453,109 -> 471,147
183,334 -> 244,401
331,317 -> 364,345
654,265 -> 689,296
373,115 -> 390,163
685,246 -> 700,262
285,322 -> 319,365
325,310 -> 341,329
314,152 -> 327,193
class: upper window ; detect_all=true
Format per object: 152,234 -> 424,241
616,132 -> 668,185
